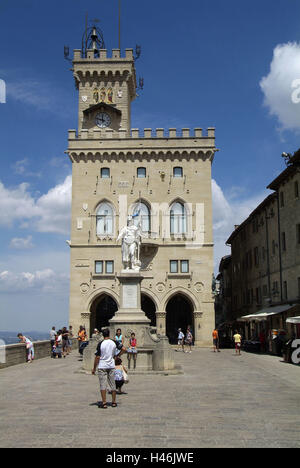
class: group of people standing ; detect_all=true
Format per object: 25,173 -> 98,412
50,326 -> 74,359
176,326 -> 243,355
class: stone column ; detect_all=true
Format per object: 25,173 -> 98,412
193,311 -> 203,347
156,312 -> 166,336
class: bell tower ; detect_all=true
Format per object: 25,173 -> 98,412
72,26 -> 137,137
67,22 -> 217,350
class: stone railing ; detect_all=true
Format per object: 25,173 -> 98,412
0,339 -> 77,370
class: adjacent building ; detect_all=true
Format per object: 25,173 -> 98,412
223,150 -> 300,338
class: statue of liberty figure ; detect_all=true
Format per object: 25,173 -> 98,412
117,214 -> 143,271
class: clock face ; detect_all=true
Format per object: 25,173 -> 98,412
95,112 -> 111,128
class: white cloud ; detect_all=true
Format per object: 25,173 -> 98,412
0,268 -> 69,293
34,175 -> 72,234
212,179 -> 268,271
0,181 -> 37,227
9,235 -> 34,250
11,158 -> 41,178
260,42 -> 300,132
0,175 -> 72,235
6,77 -> 74,118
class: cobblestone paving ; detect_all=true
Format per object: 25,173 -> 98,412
0,348 -> 299,448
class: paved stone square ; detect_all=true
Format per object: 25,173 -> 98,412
0,348 -> 299,448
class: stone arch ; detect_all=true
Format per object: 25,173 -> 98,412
165,292 -> 195,345
162,287 -> 199,312
86,288 -> 120,311
88,290 -> 119,336
93,197 -> 116,214
140,290 -> 157,327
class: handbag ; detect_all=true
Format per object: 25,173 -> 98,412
123,368 -> 129,384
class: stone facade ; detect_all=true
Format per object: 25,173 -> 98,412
225,151 -> 300,336
67,48 -> 217,347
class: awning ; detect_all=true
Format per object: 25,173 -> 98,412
286,316 -> 300,324
239,304 -> 297,322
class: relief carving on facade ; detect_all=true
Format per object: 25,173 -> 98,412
80,283 -> 90,294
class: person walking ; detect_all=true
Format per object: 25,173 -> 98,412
127,332 -> 138,369
50,327 -> 57,358
62,327 -> 69,358
177,328 -> 185,352
233,330 -> 242,355
92,328 -> 117,409
212,328 -> 220,353
77,326 -> 86,352
17,334 -> 34,363
185,327 -> 193,353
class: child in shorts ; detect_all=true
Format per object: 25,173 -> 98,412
114,357 -> 128,394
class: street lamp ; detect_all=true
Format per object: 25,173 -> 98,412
282,150 -> 300,172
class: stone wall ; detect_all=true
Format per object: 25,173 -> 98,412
0,339 -> 77,370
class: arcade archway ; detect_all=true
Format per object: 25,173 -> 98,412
141,293 -> 156,326
90,294 -> 118,336
166,294 -> 194,344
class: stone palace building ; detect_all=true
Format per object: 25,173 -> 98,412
67,31 -> 217,346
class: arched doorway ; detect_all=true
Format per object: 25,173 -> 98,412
90,294 -> 118,336
166,294 -> 194,344
141,293 -> 156,326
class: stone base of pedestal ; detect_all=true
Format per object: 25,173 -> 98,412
81,270 -> 176,373
81,332 -> 177,374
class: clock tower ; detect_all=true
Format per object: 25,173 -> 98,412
67,26 -> 217,349
73,36 -> 137,136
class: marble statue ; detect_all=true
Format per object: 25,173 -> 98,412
117,216 -> 143,271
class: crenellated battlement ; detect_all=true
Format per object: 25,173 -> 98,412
73,48 -> 134,62
68,127 -> 215,140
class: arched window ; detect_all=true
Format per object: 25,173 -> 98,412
170,201 -> 187,235
131,202 -> 151,233
96,202 -> 114,236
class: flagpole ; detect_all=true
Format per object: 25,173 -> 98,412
137,190 -> 142,263
118,0 -> 121,50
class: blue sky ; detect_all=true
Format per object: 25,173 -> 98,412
0,0 -> 300,331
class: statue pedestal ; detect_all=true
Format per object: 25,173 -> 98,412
82,270 -> 177,374
109,270 -> 175,372
110,271 -> 151,328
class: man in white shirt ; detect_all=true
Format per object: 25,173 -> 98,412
92,328 -> 117,408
